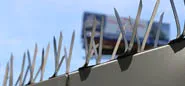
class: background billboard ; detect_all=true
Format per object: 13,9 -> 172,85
82,12 -> 170,54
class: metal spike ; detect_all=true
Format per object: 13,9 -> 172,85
114,8 -> 129,53
141,0 -> 160,51
20,53 -> 26,86
128,0 -> 142,52
40,48 -> 45,81
22,65 -> 29,86
66,31 -> 75,74
53,36 -> 58,74
57,32 -> 63,67
64,47 -> 68,74
9,54 -> 13,86
3,62 -> 9,86
170,0 -> 181,38
56,55 -> 65,74
31,44 -> 38,73
154,12 -> 164,48
15,53 -> 26,86
111,33 -> 122,60
51,53 -> 65,77
30,43 -> 38,83
97,16 -> 104,64
27,50 -> 33,84
128,16 -> 141,52
83,22 -> 89,55
33,49 -> 44,82
53,32 -> 63,77
33,66 -> 41,82
40,43 -> 50,81
135,32 -> 141,52
84,17 -> 97,67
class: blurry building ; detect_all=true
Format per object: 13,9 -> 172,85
81,12 -> 170,55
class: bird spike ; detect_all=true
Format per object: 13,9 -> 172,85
56,31 -> 63,68
15,53 -> 26,86
141,0 -> 160,51
30,43 -> 38,83
83,22 -> 89,55
3,62 -> 9,86
84,17 -> 97,67
64,46 -> 68,73
50,32 -> 63,78
33,48 -> 44,82
154,12 -> 164,48
53,32 -> 63,77
9,54 -> 14,86
66,31 -> 75,74
111,33 -> 122,60
128,0 -> 142,52
114,8 -> 129,53
51,55 -> 65,78
97,16 -> 104,65
40,43 -> 50,81
20,53 -> 26,86
56,55 -> 65,74
33,66 -> 41,82
170,0 -> 181,38
26,50 -> 33,85
53,36 -> 58,73
128,16 -> 141,52
39,48 -> 45,81
22,65 -> 29,85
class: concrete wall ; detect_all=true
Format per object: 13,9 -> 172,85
32,40 -> 185,86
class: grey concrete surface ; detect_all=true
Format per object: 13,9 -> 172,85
32,40 -> 185,86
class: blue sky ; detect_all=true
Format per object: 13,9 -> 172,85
0,0 -> 185,84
